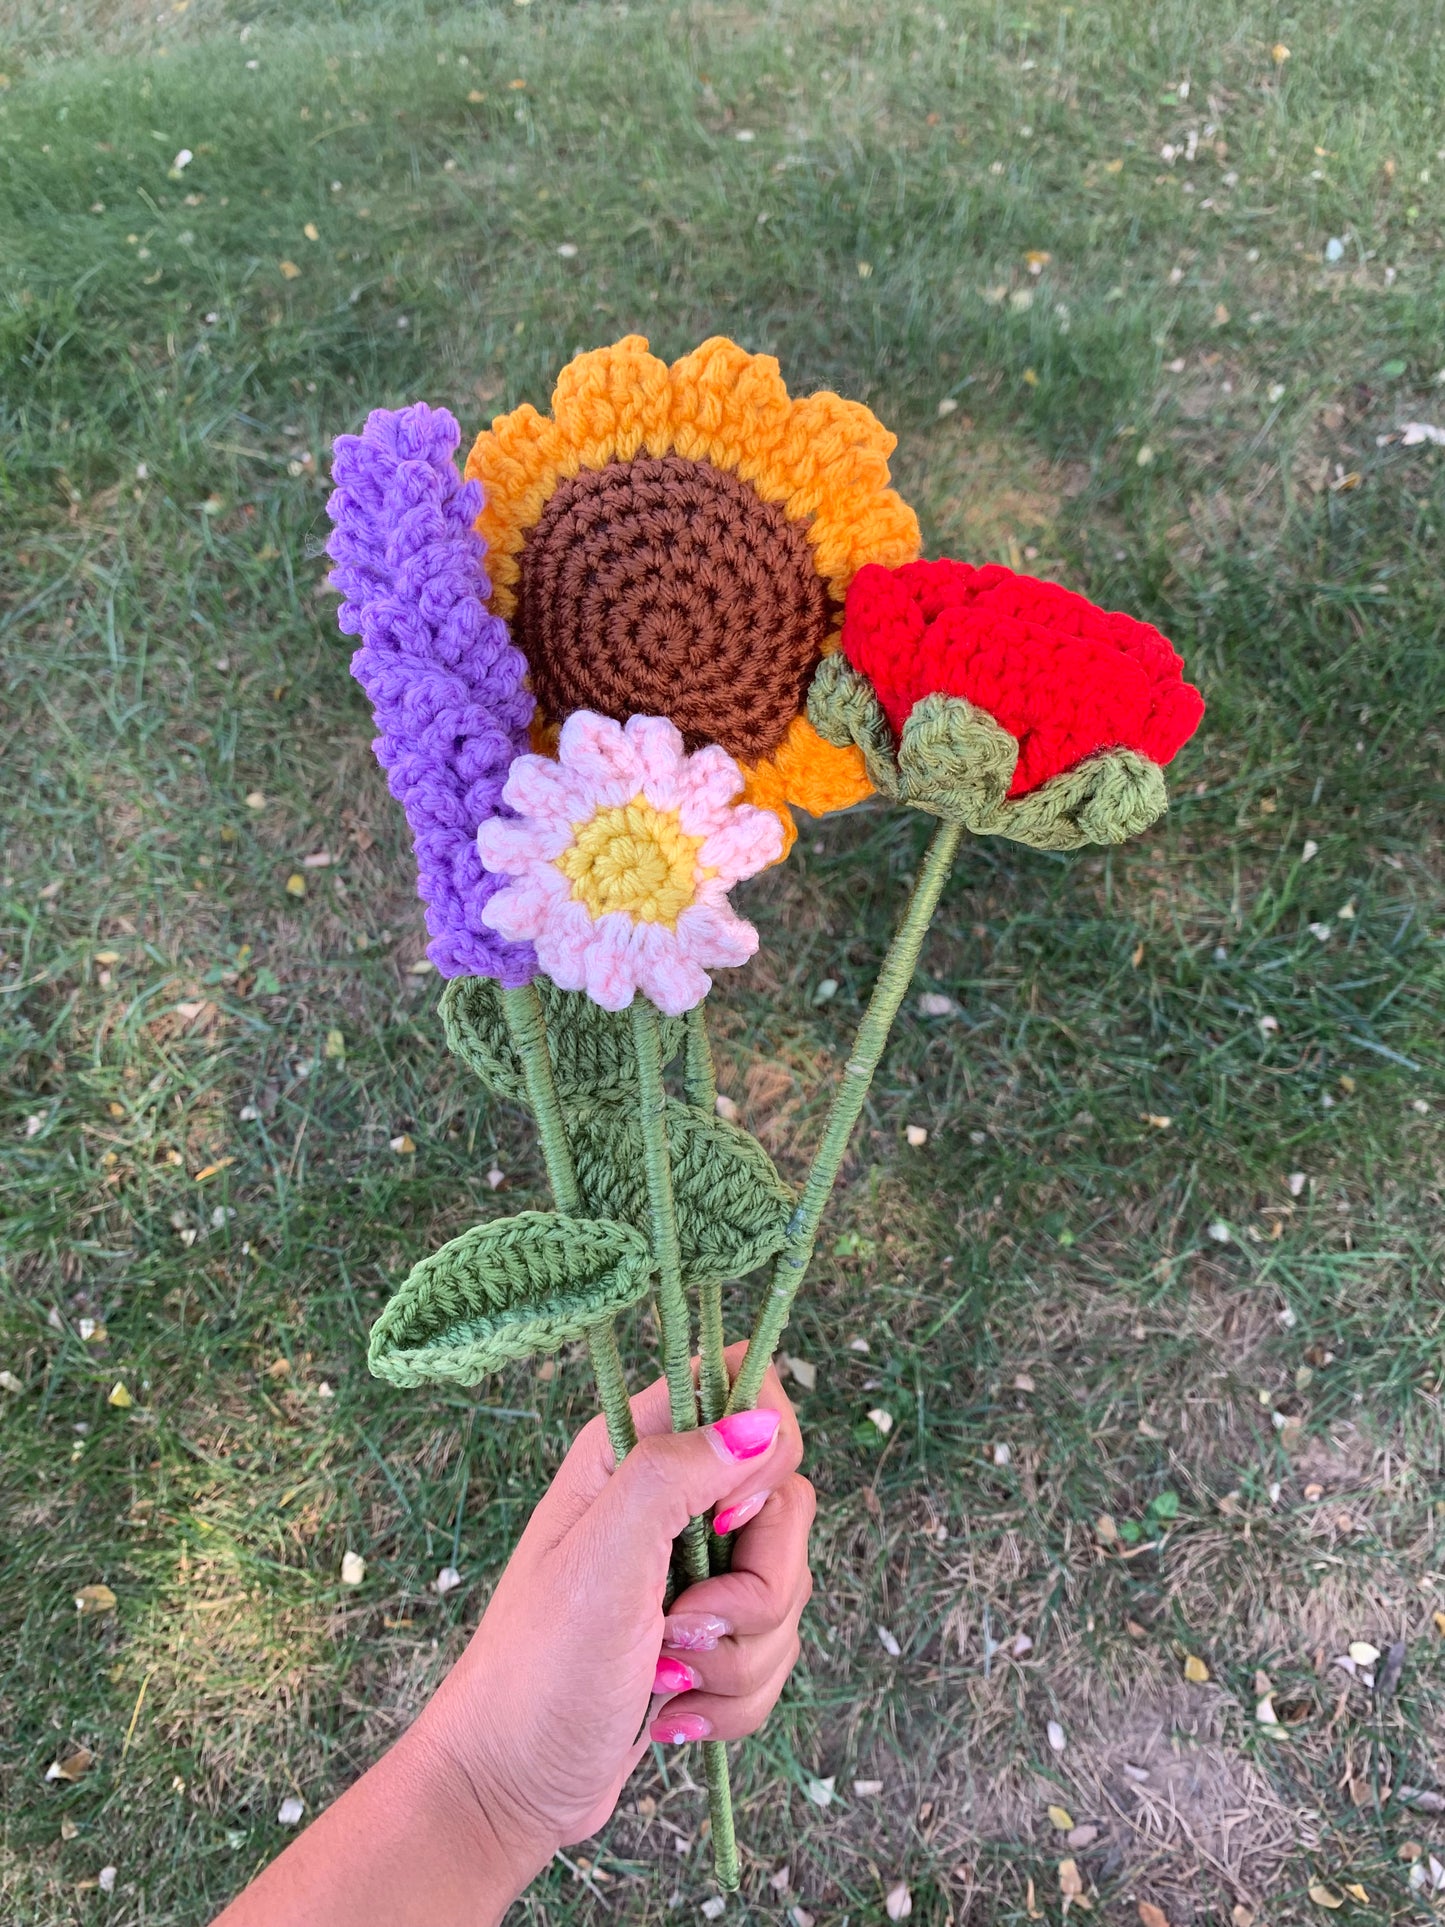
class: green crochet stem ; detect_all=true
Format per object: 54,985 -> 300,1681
684,1006 -> 730,1431
683,1002 -> 718,1113
727,817 -> 966,1416
631,996 -> 739,1893
499,983 -> 637,1467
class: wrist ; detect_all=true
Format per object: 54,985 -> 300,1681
404,1678 -> 558,1903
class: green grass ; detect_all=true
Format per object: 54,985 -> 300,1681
2,1 -> 1443,1921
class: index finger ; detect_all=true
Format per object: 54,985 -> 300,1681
664,1472 -> 816,1641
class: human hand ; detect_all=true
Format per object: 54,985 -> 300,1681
412,1341 -> 813,1884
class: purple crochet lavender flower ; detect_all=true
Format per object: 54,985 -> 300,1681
326,403 -> 536,983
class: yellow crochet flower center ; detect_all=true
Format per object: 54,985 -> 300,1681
465,335 -> 922,858
557,799 -> 705,929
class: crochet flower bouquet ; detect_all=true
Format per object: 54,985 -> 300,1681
326,336 -> 1203,1890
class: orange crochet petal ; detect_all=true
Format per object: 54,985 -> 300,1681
550,335 -> 674,470
771,715 -> 874,816
665,337 -> 795,474
465,403 -> 568,613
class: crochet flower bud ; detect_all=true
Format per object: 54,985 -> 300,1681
809,559 -> 1204,850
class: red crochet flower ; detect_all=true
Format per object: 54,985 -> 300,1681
840,559 -> 1204,797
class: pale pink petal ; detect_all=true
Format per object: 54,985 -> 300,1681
675,898 -> 760,969
558,711 -> 643,807
479,874 -> 551,941
532,895 -> 597,992
581,916 -> 644,1010
674,744 -> 745,837
624,715 -> 688,812
502,753 -> 594,826
476,817 -> 572,872
697,805 -> 784,885
634,925 -> 711,1015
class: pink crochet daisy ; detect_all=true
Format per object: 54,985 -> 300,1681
477,713 -> 785,1015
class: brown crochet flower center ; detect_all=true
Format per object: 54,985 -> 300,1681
513,454 -> 833,762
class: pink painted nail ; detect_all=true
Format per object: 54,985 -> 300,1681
653,1655 -> 700,1695
707,1409 -> 780,1462
649,1711 -> 713,1744
713,1489 -> 769,1536
662,1613 -> 732,1652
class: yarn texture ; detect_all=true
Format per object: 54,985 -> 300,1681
571,1098 -> 796,1289
515,454 -> 830,762
465,335 -> 921,847
367,1209 -> 655,1388
326,402 -> 537,983
440,974 -> 684,1105
810,658 -> 1173,849
840,558 -> 1204,800
479,712 -> 784,1015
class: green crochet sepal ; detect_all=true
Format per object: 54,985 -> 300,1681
367,1210 -> 655,1388
572,1100 -> 795,1287
441,976 -> 684,1106
808,655 -> 1168,851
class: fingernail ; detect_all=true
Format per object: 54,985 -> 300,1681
707,1409 -> 780,1462
652,1655 -> 700,1695
649,1712 -> 713,1744
713,1489 -> 769,1536
662,1613 -> 732,1652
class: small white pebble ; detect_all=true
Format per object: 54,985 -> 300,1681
1258,1014 -> 1280,1036
805,1775 -> 835,1807
734,128 -> 755,142
1308,922 -> 1332,942
340,1551 -> 365,1586
434,1567 -> 462,1596
815,977 -> 839,1002
853,1778 -> 884,1797
936,397 -> 958,417
992,1441 -> 1011,1466
0,1370 -> 24,1395
556,242 -> 578,258
876,1625 -> 901,1657
701,1898 -> 727,1919
1207,1220 -> 1232,1244
1348,1640 -> 1381,1666
714,1094 -> 740,1122
886,1883 -> 913,1921
277,1795 -> 305,1826
917,992 -> 957,1016
486,1166 -> 505,1190
866,1407 -> 894,1436
905,1125 -> 928,1148
969,1130 -> 987,1146
316,1381 -> 334,1398
848,1336 -> 870,1353
1301,839 -> 1319,862
1412,1098 -> 1431,1115
98,1867 -> 117,1894
1287,1171 -> 1307,1197
1047,1719 -> 1066,1753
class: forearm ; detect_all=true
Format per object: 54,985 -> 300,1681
212,1716 -> 551,1927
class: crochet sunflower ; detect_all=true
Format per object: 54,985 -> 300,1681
464,334 -> 920,854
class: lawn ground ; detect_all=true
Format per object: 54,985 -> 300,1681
2,2 -> 1444,1922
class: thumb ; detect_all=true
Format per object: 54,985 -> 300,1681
574,1410 -> 782,1561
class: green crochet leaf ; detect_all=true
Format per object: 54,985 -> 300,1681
441,975 -> 684,1105
572,1100 -> 795,1287
367,1209 -> 654,1388
808,657 -> 1169,850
